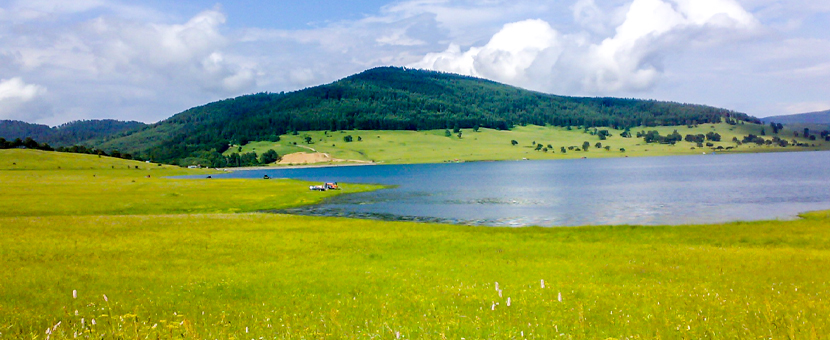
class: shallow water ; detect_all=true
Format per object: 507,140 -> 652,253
187,151 -> 830,226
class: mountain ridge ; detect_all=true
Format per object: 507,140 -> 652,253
0,119 -> 146,147
761,110 -> 830,125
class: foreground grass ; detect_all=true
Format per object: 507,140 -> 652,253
2,149 -> 830,339
3,213 -> 830,339
231,123 -> 830,165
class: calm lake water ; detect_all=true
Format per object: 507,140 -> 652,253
192,151 -> 830,227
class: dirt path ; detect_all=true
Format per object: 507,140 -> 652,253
295,145 -> 317,152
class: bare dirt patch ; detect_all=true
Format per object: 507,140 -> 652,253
278,152 -> 371,165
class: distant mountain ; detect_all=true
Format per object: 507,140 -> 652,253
97,66 -> 760,164
761,110 -> 830,125
0,120 -> 53,141
0,119 -> 146,147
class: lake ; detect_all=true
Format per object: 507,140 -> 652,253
192,151 -> 830,227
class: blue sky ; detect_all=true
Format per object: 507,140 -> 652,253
150,1 -> 393,29
0,0 -> 828,125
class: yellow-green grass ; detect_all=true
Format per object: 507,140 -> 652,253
230,123 -> 830,165
3,213 -> 830,339
0,149 -> 381,217
3,149 -> 830,339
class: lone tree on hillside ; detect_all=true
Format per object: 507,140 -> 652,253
511,140 -> 518,146
260,149 -> 279,163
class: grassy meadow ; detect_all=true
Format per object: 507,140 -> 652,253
2,149 -> 830,339
229,123 -> 830,165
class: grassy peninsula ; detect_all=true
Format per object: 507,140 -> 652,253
2,148 -> 830,339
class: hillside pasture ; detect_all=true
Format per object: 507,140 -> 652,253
229,123 -> 830,165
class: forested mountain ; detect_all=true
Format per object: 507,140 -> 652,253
100,67 -> 759,164
0,119 -> 146,146
761,110 -> 830,125
0,120 -> 53,141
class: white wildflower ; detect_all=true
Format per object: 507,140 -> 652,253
507,297 -> 511,307
558,292 -> 562,302
541,280 -> 545,289
72,290 -> 77,299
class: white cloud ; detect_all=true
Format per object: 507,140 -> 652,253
0,5 -> 260,124
412,0 -> 761,93
411,19 -> 561,83
0,77 -> 45,101
0,77 -> 48,120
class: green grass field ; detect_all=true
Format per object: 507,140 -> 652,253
2,149 -> 830,339
226,123 -> 830,165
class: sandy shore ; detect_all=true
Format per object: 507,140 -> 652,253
214,151 -> 378,171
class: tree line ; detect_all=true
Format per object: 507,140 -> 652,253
0,136 -> 283,168
0,137 -> 138,160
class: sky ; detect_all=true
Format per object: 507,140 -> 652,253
0,0 -> 828,126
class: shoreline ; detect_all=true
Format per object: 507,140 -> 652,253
217,148 -> 830,171
218,161 -> 380,172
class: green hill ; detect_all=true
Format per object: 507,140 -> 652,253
99,67 -> 760,164
0,119 -> 146,147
